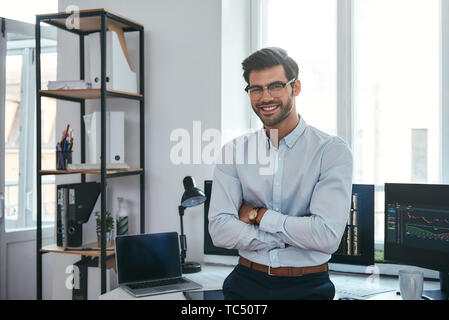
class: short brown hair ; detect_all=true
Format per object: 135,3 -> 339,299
242,47 -> 299,85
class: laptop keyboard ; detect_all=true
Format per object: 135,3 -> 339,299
128,278 -> 187,290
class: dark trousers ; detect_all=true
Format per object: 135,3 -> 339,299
223,264 -> 335,300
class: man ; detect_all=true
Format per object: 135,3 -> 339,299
208,47 -> 353,300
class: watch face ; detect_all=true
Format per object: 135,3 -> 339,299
249,209 -> 257,221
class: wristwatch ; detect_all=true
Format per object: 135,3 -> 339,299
248,207 -> 261,224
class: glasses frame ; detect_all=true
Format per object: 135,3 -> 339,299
244,78 -> 296,99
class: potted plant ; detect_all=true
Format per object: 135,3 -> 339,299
95,211 -> 114,247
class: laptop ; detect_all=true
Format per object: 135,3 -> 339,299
115,232 -> 202,297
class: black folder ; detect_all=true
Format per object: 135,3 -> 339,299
56,182 -> 101,247
56,185 -> 68,246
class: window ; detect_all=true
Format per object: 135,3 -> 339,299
262,0 -> 337,135
0,0 -> 58,24
259,0 -> 446,247
411,128 -> 428,182
353,0 -> 441,242
4,33 -> 57,231
2,1 -> 58,232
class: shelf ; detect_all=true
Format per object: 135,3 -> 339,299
37,8 -> 143,33
40,168 -> 143,177
40,89 -> 143,101
36,8 -> 145,299
41,241 -> 115,257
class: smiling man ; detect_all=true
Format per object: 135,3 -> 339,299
208,47 -> 353,300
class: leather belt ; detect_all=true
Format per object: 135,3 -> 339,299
239,256 -> 328,277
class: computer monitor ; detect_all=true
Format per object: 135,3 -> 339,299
203,181 -> 375,267
330,184 -> 375,266
384,183 -> 449,300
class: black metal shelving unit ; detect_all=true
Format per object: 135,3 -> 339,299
35,9 -> 145,299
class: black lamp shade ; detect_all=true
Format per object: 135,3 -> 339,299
181,176 -> 206,208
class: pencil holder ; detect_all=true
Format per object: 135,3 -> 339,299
56,150 -> 72,170
65,150 -> 72,166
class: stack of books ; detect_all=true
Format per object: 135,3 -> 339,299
48,80 -> 92,90
66,162 -> 131,171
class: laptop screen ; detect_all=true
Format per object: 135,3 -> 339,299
116,232 -> 182,284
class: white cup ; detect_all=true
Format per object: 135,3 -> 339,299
399,270 -> 424,300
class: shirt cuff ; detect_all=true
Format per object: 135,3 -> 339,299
262,231 -> 286,249
259,209 -> 288,234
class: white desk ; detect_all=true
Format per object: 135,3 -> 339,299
100,264 -> 232,300
100,264 -> 441,300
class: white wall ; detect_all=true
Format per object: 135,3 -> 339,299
50,0 -> 252,299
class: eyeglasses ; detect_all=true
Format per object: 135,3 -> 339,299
244,78 -> 296,100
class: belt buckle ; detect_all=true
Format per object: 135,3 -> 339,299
268,265 -> 274,276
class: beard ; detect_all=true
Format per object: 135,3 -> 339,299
252,93 -> 294,127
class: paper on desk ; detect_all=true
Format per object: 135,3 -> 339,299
331,273 -> 395,299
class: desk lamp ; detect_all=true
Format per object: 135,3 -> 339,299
179,176 -> 206,273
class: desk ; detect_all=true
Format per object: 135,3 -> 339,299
100,264 -> 441,300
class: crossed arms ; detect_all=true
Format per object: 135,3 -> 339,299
208,139 -> 353,255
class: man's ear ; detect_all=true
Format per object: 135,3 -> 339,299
293,79 -> 301,96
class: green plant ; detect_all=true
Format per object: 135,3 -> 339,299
95,211 -> 114,233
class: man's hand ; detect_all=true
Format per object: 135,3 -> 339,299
239,204 -> 268,225
238,204 -> 254,224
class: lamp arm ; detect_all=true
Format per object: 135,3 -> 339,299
178,205 -> 185,234
178,206 -> 187,264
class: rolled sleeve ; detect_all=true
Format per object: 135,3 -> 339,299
259,209 -> 288,234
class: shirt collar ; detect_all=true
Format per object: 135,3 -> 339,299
283,115 -> 307,149
262,115 -> 307,149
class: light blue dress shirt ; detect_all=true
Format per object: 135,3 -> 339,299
208,116 -> 353,268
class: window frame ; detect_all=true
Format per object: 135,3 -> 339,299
249,0 -> 266,130
442,0 -> 449,185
